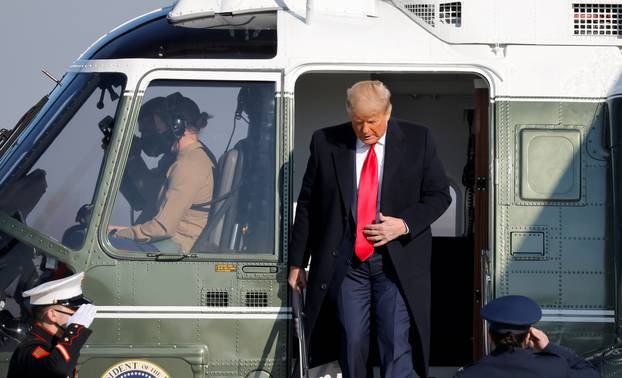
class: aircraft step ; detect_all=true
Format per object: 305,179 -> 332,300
310,361 -> 459,378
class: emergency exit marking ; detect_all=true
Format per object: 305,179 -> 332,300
216,263 -> 237,272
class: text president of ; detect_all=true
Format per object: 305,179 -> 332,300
288,80 -> 451,378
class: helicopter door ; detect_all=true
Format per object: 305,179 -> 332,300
470,86 -> 490,359
290,71 -> 492,374
493,98 -> 615,355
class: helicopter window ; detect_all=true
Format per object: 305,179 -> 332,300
108,80 -> 276,255
0,73 -> 127,250
89,14 -> 277,60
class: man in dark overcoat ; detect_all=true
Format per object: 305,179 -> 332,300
289,80 -> 451,378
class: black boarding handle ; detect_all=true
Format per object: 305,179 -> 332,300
292,290 -> 309,378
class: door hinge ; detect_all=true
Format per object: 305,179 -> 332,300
476,176 -> 488,191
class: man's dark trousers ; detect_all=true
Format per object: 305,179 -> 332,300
337,250 -> 413,378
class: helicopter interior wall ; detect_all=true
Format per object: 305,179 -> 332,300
293,72 -> 486,368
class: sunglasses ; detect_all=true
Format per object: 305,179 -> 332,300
53,307 -> 78,316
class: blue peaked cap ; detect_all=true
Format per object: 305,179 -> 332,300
481,295 -> 542,334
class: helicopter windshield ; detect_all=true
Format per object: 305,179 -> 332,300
0,72 -> 126,250
88,13 -> 277,60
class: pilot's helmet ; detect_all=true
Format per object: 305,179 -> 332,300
164,92 -> 212,130
23,272 -> 91,308
480,295 -> 542,334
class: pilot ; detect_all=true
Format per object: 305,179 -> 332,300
7,272 -> 97,378
109,92 -> 216,253
454,295 -> 599,378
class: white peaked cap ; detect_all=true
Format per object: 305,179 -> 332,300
23,272 -> 87,306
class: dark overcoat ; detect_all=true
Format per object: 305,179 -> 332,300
289,119 -> 451,378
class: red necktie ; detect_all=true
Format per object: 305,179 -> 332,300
355,144 -> 378,262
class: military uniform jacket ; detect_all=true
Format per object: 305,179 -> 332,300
7,323 -> 92,378
454,343 -> 600,378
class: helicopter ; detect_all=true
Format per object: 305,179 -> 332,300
1,0 -> 622,377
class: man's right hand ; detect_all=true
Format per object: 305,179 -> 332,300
107,225 -> 128,237
67,304 -> 97,329
527,327 -> 549,352
288,266 -> 307,293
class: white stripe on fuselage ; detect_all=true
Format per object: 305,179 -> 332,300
94,306 -> 615,322
540,316 -> 614,323
540,308 -> 615,323
95,306 -> 292,319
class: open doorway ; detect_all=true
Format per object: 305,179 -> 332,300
292,72 -> 490,373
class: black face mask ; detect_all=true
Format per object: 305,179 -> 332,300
140,130 -> 176,157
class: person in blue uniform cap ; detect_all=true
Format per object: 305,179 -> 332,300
455,295 -> 600,378
7,272 -> 97,378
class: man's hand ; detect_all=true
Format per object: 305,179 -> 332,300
363,213 -> 408,247
67,304 -> 97,329
108,225 -> 128,235
288,266 -> 307,293
526,327 -> 549,352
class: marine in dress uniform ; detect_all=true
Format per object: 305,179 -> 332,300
455,295 -> 600,378
7,272 -> 97,378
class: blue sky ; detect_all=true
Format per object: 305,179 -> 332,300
0,1 -> 170,129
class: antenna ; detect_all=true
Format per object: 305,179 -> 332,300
41,68 -> 61,86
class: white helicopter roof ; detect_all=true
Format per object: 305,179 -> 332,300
168,0 -> 378,22
168,0 -> 622,46
390,0 -> 622,46
72,0 -> 622,99
168,0 -> 281,22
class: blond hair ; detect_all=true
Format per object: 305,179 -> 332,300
346,80 -> 392,116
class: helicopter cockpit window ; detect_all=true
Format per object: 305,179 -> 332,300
107,80 -> 276,255
0,73 -> 127,250
89,13 -> 277,60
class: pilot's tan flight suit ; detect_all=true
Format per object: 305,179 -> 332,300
116,141 -> 214,252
